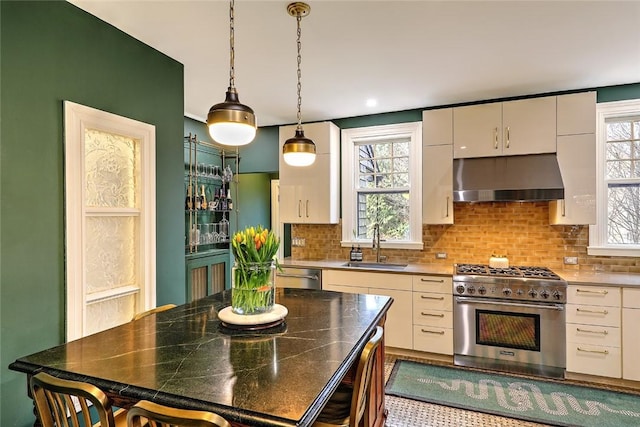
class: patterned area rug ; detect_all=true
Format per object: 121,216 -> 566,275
386,360 -> 640,427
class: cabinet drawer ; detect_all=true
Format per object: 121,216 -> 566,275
413,325 -> 453,355
413,309 -> 453,329
413,292 -> 452,312
567,286 -> 620,307
566,304 -> 620,327
623,288 -> 640,308
566,343 -> 621,378
325,270 -> 412,291
566,323 -> 620,347
412,275 -> 452,293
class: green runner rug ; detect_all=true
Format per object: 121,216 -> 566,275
386,360 -> 640,427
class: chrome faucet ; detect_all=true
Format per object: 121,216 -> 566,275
372,223 -> 386,263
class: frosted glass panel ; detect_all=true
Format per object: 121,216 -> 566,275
85,216 -> 139,293
85,128 -> 140,208
86,294 -> 136,335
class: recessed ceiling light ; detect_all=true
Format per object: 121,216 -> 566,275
366,98 -> 377,108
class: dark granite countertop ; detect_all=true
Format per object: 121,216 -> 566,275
9,288 -> 392,427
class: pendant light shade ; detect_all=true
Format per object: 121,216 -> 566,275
283,128 -> 316,167
207,89 -> 256,146
284,2 -> 316,167
206,0 -> 257,146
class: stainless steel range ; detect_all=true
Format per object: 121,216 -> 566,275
453,263 -> 567,378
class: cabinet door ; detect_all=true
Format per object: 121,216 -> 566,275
502,96 -> 557,156
423,145 -> 453,224
278,184 -> 302,223
557,91 -> 596,135
373,288 -> 413,349
186,254 -> 229,302
549,134 -> 596,225
303,153 -> 338,224
623,308 -> 640,380
453,103 -> 502,158
423,108 -> 453,146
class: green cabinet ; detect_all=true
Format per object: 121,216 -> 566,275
185,250 -> 230,302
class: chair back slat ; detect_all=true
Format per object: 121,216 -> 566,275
350,326 -> 383,427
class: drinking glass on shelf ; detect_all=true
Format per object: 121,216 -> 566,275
213,165 -> 221,180
210,223 -> 219,243
219,218 -> 229,241
223,165 -> 233,183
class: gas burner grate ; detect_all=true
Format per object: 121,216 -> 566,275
455,263 -> 562,280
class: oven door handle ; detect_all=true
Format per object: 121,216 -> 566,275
455,296 -> 565,311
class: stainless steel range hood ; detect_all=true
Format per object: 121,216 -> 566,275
453,154 -> 564,202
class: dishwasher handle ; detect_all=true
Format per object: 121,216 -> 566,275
276,272 -> 319,281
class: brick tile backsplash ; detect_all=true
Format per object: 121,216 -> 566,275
290,202 -> 640,273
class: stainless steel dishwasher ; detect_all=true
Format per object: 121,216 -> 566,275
276,267 -> 322,289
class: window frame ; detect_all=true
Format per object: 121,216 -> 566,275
588,99 -> 640,257
341,122 -> 423,250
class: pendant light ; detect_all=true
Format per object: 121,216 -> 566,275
283,2 -> 316,167
207,0 -> 256,146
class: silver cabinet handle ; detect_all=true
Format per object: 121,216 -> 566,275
420,295 -> 444,300
576,307 -> 609,315
577,347 -> 609,355
493,127 -> 499,149
298,200 -> 302,218
276,273 -> 319,281
421,329 -> 445,335
561,199 -> 566,217
505,126 -> 510,148
455,296 -> 564,311
420,278 -> 445,283
306,200 -> 309,218
421,312 -> 445,318
576,327 -> 608,335
576,288 -> 608,295
445,196 -> 449,218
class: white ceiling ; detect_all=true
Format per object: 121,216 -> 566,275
68,0 -> 640,127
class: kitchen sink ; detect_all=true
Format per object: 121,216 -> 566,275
342,262 -> 408,270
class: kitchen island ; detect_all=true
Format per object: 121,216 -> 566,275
9,288 -> 392,427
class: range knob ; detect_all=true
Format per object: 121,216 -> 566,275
467,285 -> 476,294
478,286 -> 487,295
502,288 -> 512,296
540,290 -> 550,299
456,285 -> 465,294
528,289 -> 538,298
553,290 -> 563,300
516,289 -> 524,296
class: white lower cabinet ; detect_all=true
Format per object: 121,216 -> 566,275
566,285 -> 621,378
622,288 -> 640,381
412,275 -> 453,355
322,270 -> 413,349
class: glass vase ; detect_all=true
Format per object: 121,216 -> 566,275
231,261 -> 275,315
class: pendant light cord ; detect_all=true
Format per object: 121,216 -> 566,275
229,0 -> 236,90
296,13 -> 303,131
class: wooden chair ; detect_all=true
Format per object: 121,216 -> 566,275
127,400 -> 231,427
30,372 -> 127,427
313,326 -> 384,427
132,304 -> 177,321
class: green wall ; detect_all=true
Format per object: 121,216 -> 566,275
1,2 -> 184,426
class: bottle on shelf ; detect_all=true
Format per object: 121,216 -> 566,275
213,188 -> 220,210
194,185 -> 202,210
185,185 -> 193,211
227,189 -> 233,211
201,185 -> 208,210
219,187 -> 227,211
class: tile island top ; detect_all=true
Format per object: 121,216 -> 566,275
10,288 -> 392,427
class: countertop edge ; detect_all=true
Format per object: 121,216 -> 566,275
280,258 -> 640,287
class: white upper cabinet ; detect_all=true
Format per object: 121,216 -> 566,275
549,91 -> 596,225
453,96 -> 557,158
278,121 -> 340,224
557,91 -> 596,135
422,109 -> 454,224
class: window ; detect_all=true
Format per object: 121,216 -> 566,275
341,122 -> 423,249
64,101 -> 156,340
589,99 -> 640,257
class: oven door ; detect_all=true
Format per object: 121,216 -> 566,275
454,296 -> 566,376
